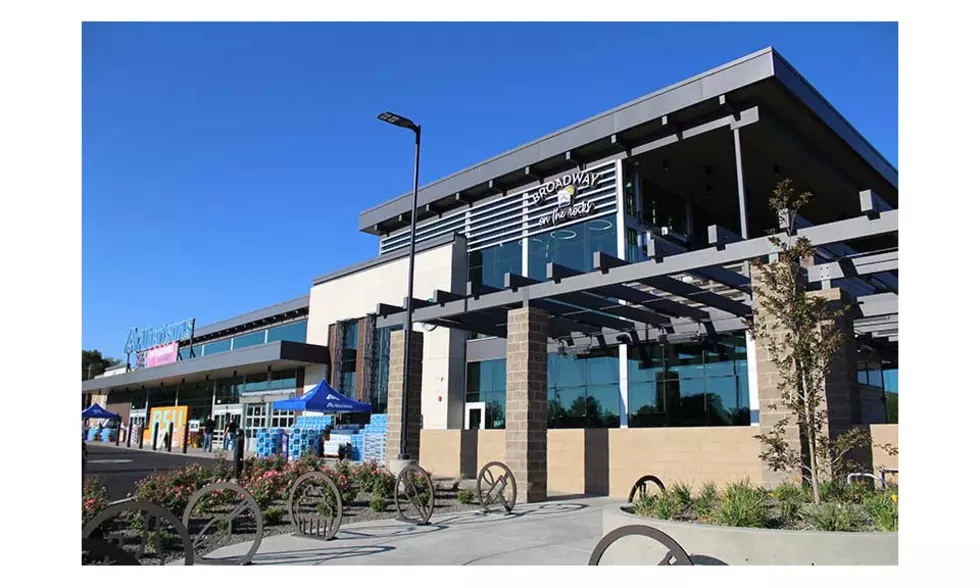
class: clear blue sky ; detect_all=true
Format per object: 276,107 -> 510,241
82,22 -> 897,359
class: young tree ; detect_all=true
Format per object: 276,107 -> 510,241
746,179 -> 888,503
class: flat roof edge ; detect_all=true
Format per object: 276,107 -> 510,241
312,231 -> 459,286
769,48 -> 898,188
81,341 -> 329,392
357,47 -> 779,232
192,294 -> 310,339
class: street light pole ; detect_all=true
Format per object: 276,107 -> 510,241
378,111 -> 421,462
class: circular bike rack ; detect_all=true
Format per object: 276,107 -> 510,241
627,475 -> 666,503
182,481 -> 264,565
588,524 -> 693,566
476,461 -> 517,513
287,471 -> 344,541
394,464 -> 435,525
83,498 -> 195,566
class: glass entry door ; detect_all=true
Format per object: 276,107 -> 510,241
465,402 -> 485,430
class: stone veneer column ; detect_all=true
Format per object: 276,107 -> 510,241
506,307 -> 549,503
385,330 -> 423,463
752,265 -> 862,486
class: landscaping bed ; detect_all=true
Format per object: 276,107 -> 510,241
82,454 -> 481,565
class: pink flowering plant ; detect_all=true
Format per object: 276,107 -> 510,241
82,477 -> 111,525
353,460 -> 395,498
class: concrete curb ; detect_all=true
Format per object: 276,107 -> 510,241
600,504 -> 898,565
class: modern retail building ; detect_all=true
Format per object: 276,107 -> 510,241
82,47 -> 899,498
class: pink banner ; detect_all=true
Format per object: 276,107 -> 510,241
145,342 -> 179,368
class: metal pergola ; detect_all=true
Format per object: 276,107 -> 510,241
375,191 -> 898,349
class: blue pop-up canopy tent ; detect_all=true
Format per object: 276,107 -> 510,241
82,404 -> 120,420
272,380 -> 371,414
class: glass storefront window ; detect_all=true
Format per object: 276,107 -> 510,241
270,369 -> 298,391
204,338 -> 232,356
468,240 -> 523,289
466,359 -> 506,429
245,403 -> 267,439
267,320 -> 308,343
628,334 -> 749,428
244,372 -> 269,394
528,215 -> 618,280
546,348 -> 619,429
232,330 -> 265,350
215,376 -> 242,405
370,326 -> 400,413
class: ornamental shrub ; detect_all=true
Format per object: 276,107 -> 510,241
457,488 -> 475,504
863,491 -> 898,532
716,479 -> 768,529
369,491 -> 389,512
82,477 -> 111,526
771,482 -> 808,525
692,482 -> 718,520
804,502 -> 866,532
262,506 -> 286,526
667,482 -> 693,510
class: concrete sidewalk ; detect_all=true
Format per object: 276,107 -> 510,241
202,495 -> 617,565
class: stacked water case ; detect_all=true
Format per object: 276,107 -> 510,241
255,428 -> 285,458
362,414 -> 388,463
288,428 -> 322,461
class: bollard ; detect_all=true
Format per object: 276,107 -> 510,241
233,430 -> 245,480
114,421 -> 121,446
166,422 -> 174,452
138,424 -> 145,449
182,421 -> 190,454
152,423 -> 159,451
125,422 -> 132,448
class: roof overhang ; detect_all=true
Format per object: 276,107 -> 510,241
358,47 -> 897,235
81,340 -> 328,393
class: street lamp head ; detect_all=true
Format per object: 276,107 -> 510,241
378,111 -> 419,132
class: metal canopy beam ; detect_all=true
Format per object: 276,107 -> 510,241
374,208 -> 898,332
646,232 -> 751,292
551,291 -> 670,326
591,283 -> 711,321
530,299 -> 637,332
591,253 -> 728,319
807,250 -> 899,285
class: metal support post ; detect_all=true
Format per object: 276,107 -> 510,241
138,424 -> 145,449
166,421 -> 174,452
152,423 -> 159,451
182,421 -> 190,454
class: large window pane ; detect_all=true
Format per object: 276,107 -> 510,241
469,240 -> 523,289
528,215 -> 618,280
204,338 -> 231,356
267,320 -> 308,343
628,333 -> 749,429
244,372 -> 269,394
232,331 -> 265,350
587,384 -> 621,428
465,359 -> 506,429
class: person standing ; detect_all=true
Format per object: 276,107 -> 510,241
224,418 -> 239,451
203,414 -> 215,452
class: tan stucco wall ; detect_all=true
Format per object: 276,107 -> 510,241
607,427 -> 764,498
547,429 -> 584,495
423,426 -> 764,498
477,430 -> 506,469
870,424 -> 898,483
419,429 -> 462,479
306,244 -> 457,429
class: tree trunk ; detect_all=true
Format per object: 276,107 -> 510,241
799,364 -> 821,504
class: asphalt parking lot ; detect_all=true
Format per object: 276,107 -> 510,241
84,444 -> 216,500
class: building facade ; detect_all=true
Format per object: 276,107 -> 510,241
83,47 -> 899,496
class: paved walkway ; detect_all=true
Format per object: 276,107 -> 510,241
202,496 -> 617,565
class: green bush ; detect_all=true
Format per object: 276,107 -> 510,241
457,488 -> 475,504
667,482 -> 693,509
863,491 -> 898,532
262,506 -> 286,526
804,502 -> 866,532
817,478 -> 849,504
630,493 -> 661,519
716,479 -> 768,528
369,492 -> 389,513
692,482 -> 718,520
771,482 -> 808,524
